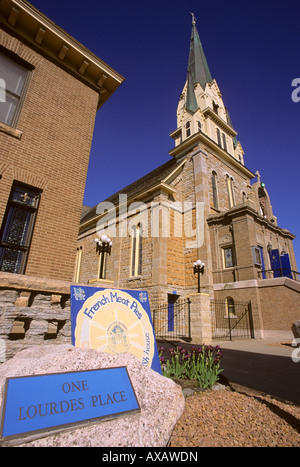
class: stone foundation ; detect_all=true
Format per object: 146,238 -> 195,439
0,272 -> 73,362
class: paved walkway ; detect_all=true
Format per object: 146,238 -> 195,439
212,338 -> 300,405
213,337 -> 297,358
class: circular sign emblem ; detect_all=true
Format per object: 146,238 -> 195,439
74,289 -> 155,368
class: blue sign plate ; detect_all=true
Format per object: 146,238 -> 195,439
0,367 -> 140,440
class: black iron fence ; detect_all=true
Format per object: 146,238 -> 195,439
210,300 -> 254,341
153,298 -> 191,341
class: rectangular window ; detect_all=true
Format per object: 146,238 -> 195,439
0,183 -> 41,274
0,51 -> 31,127
252,246 -> 263,266
223,247 -> 233,268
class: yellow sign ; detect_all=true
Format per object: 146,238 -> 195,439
72,288 -> 159,370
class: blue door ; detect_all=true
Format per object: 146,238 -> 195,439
270,249 -> 281,277
280,253 -> 292,278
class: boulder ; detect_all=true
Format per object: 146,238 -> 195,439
0,344 -> 184,447
292,320 -> 300,340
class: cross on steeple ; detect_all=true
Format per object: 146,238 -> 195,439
190,12 -> 196,24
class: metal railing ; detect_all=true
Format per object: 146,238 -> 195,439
210,300 -> 254,341
153,298 -> 191,341
258,268 -> 300,281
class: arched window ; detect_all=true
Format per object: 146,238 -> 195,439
186,121 -> 191,138
226,176 -> 235,208
258,187 -> 267,217
74,246 -> 82,283
131,223 -> 143,276
222,133 -> 227,152
226,297 -> 236,317
217,128 -> 222,146
98,248 -> 107,279
211,171 -> 219,209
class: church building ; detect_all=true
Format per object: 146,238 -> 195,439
77,16 -> 299,342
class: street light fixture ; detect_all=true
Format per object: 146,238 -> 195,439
95,235 -> 112,279
193,259 -> 205,293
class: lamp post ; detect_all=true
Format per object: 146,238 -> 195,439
193,260 -> 205,293
95,235 -> 112,279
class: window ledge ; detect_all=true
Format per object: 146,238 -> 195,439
128,276 -> 142,281
0,122 -> 22,140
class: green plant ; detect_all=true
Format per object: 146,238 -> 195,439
159,345 -> 223,389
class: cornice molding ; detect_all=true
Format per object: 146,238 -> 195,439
0,0 -> 125,109
202,107 -> 237,137
169,131 -> 255,180
207,204 -> 296,240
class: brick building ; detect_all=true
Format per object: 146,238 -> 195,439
0,0 -> 124,360
77,17 -> 299,342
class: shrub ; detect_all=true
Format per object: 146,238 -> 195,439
159,345 -> 223,389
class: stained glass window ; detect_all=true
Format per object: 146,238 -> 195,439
223,247 -> 233,269
0,184 -> 41,274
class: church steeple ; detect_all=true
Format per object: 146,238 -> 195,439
170,14 -> 245,166
186,13 -> 212,112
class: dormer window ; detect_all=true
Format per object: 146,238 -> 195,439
197,121 -> 202,132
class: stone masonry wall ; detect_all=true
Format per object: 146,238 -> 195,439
0,273 -> 72,362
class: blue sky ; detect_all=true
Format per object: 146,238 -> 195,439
30,0 -> 300,266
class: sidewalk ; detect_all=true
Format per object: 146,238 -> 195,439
213,337 -> 297,358
212,337 -> 300,404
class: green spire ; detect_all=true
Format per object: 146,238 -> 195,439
186,69 -> 198,113
186,13 -> 212,112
